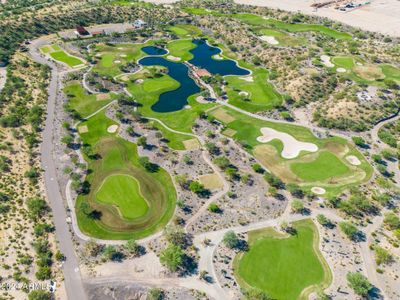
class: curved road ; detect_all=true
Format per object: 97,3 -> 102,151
29,38 -> 87,300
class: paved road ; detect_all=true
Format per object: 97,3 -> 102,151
29,38 -> 87,300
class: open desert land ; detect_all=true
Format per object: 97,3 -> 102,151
1,0 -> 399,300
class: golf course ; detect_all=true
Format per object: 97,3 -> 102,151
234,219 -> 332,300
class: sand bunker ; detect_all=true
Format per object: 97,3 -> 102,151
120,54 -> 127,57
337,67 -> 347,73
114,60 -> 121,64
320,55 -> 334,68
239,91 -> 249,97
256,127 -> 318,159
78,125 -> 88,133
311,187 -> 326,195
196,96 -> 208,103
167,55 -> 181,61
107,125 -> 118,133
117,47 -> 124,50
213,54 -> 224,60
259,35 -> 279,45
346,155 -> 361,166
239,76 -> 254,82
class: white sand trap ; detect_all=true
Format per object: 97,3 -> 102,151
337,67 -> 347,73
107,125 -> 118,133
120,54 -> 127,57
259,35 -> 279,45
356,62 -> 363,66
78,125 -> 88,133
346,155 -> 361,166
239,76 -> 254,82
167,55 -> 181,61
135,79 -> 144,84
117,47 -> 124,50
311,187 -> 326,195
184,105 -> 191,109
263,16 -> 269,20
196,96 -> 208,103
213,54 -> 224,60
256,127 -> 318,159
239,91 -> 249,97
320,55 -> 334,68
95,53 -> 102,57
114,60 -> 121,64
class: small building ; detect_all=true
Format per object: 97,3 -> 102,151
133,19 -> 147,29
91,30 -> 105,37
76,26 -> 90,36
196,68 -> 211,77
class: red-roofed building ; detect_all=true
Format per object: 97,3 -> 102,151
196,68 -> 211,77
76,26 -> 90,36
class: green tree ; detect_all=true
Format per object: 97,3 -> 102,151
384,212 -> 400,230
28,290 -> 53,300
27,198 -> 48,219
124,239 -> 140,256
291,199 -> 304,213
346,272 -> 372,296
147,287 -> 164,300
159,244 -> 184,272
339,222 -> 358,241
222,230 -> 239,249
243,287 -> 271,300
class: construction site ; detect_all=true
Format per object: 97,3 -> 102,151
311,0 -> 371,12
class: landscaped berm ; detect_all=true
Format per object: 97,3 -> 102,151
75,112 -> 176,240
234,219 -> 332,300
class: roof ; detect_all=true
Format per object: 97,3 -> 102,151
196,69 -> 211,77
76,26 -> 90,36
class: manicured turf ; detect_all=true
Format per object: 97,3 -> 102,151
332,56 -> 355,69
184,8 -> 352,40
166,39 -> 196,61
168,24 -> 202,37
96,174 -> 149,220
76,112 -> 176,240
258,28 -> 306,46
381,64 -> 400,82
50,50 -> 84,67
225,66 -> 283,112
290,151 -> 350,181
209,106 -> 372,194
92,42 -> 153,77
64,83 -> 115,117
234,219 -> 332,300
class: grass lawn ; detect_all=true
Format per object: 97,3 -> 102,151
332,56 -> 355,69
92,41 -> 153,77
234,219 -> 332,300
380,64 -> 400,82
50,51 -> 84,67
167,24 -> 202,37
225,66 -> 283,112
290,151 -> 350,182
64,83 -> 116,117
166,39 -> 196,61
76,112 -> 176,240
258,28 -> 306,46
209,106 -> 372,194
96,174 -> 149,220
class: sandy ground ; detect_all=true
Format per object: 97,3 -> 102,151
311,186 -> 326,195
256,127 -> 318,159
167,55 -> 181,61
0,67 -> 6,92
336,67 -> 347,73
107,125 -> 119,133
320,55 -> 334,68
346,155 -> 361,165
259,35 -> 279,45
234,0 -> 400,37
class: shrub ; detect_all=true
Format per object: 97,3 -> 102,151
222,230 -> 239,249
346,272 -> 372,296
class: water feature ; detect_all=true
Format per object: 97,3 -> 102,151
141,46 -> 168,56
138,56 -> 201,113
189,39 -> 250,76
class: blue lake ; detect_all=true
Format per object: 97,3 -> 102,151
188,39 -> 250,76
138,56 -> 201,113
141,46 -> 168,56
137,39 -> 250,113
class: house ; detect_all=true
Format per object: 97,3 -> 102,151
133,19 -> 147,29
91,30 -> 105,37
76,26 -> 90,36
196,68 -> 211,77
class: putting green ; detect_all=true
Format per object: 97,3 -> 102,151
166,39 -> 196,61
96,174 -> 149,220
234,219 -> 331,300
290,151 -> 350,182
168,24 -> 202,37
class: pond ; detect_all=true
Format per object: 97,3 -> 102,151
138,56 -> 201,113
141,46 -> 168,56
188,39 -> 250,76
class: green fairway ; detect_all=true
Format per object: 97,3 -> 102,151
166,39 -> 196,61
332,56 -> 355,69
290,151 -> 350,181
225,66 -> 283,112
168,24 -> 202,37
381,64 -> 400,82
96,174 -> 149,220
50,50 -> 84,67
76,112 -> 176,240
64,83 -> 115,117
258,28 -> 306,46
234,219 -> 332,300
92,42 -> 153,77
209,106 -> 372,194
